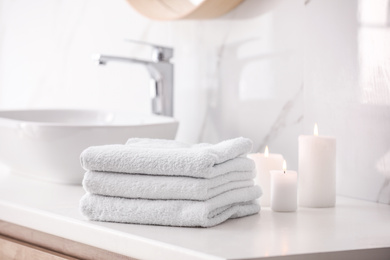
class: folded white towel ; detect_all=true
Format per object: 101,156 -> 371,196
82,170 -> 256,200
80,137 -> 254,178
80,186 -> 261,227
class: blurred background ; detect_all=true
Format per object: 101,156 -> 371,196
0,0 -> 389,204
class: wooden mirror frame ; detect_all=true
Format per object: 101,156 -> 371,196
126,0 -> 244,20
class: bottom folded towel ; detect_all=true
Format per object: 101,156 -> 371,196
80,186 -> 262,227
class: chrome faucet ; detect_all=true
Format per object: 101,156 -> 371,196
93,40 -> 174,117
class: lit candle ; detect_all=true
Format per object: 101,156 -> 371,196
248,146 -> 284,207
270,160 -> 298,212
298,123 -> 336,207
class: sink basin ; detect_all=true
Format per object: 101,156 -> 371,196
0,109 -> 178,184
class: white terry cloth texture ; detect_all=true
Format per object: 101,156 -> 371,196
80,186 -> 262,227
82,170 -> 256,201
80,137 -> 254,178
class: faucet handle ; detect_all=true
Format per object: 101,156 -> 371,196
124,39 -> 173,62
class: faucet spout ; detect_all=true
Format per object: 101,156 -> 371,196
93,54 -> 149,66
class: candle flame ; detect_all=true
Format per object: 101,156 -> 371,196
314,123 -> 319,136
264,146 -> 269,158
283,160 -> 287,172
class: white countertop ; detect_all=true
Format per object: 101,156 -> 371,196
0,168 -> 389,260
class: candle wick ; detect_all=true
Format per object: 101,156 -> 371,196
284,170 -> 286,174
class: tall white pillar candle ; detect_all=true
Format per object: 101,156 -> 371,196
298,123 -> 336,207
270,160 -> 298,212
248,146 -> 284,207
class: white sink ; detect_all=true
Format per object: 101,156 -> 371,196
0,109 -> 178,184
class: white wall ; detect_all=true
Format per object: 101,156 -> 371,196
0,0 -> 389,204
305,0 -> 390,204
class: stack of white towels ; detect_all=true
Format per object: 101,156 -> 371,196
79,137 -> 262,227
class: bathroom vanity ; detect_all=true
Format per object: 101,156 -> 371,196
0,167 -> 389,260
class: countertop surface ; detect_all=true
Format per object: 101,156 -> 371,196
0,168 -> 389,260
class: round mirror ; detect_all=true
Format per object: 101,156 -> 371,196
126,0 -> 244,20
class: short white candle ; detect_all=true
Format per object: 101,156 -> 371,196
298,123 -> 336,208
270,160 -> 298,212
248,146 -> 284,207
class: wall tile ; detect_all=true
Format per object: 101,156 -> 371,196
305,0 -> 390,204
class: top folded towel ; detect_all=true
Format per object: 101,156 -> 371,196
80,137 -> 254,178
